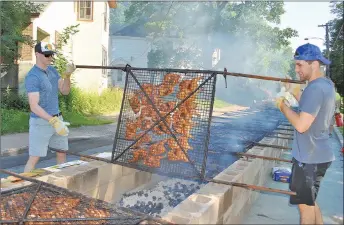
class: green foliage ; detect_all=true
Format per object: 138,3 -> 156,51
328,1 -> 343,96
1,108 -> 30,134
1,86 -> 29,111
0,108 -> 113,135
0,1 -> 42,72
213,99 -> 232,108
52,24 -> 80,76
59,87 -> 123,116
124,2 -> 298,73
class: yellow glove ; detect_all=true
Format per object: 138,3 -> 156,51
63,62 -> 76,79
291,84 -> 301,97
49,117 -> 70,136
275,96 -> 286,110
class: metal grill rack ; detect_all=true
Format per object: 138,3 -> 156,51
0,170 -> 171,225
111,67 -> 217,180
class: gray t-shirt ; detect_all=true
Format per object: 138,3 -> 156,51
25,65 -> 61,118
291,77 -> 336,164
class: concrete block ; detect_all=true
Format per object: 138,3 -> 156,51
122,166 -> 138,176
135,170 -> 152,186
164,213 -> 192,224
197,182 -> 233,219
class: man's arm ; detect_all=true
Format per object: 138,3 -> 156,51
27,92 -> 53,121
58,77 -> 71,95
280,102 -> 315,133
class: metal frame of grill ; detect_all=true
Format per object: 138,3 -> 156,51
110,66 -> 217,180
0,169 -> 172,225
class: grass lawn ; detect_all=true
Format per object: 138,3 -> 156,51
214,98 -> 232,108
1,109 -> 113,135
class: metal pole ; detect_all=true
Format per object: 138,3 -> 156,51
75,65 -> 305,84
318,23 -> 331,78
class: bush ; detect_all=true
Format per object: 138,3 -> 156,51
59,86 -> 123,115
1,87 -> 29,111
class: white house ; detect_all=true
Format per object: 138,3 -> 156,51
109,22 -> 201,88
18,1 -> 117,93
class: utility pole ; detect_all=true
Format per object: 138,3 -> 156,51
318,23 -> 331,78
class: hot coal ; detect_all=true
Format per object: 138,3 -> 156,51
118,178 -> 204,217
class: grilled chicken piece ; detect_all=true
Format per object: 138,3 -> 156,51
129,148 -> 148,163
125,120 -> 138,139
167,137 -> 192,151
163,73 -> 181,85
158,84 -> 174,96
149,140 -> 167,155
177,77 -> 202,100
143,155 -> 163,168
129,94 -> 141,114
167,149 -> 189,162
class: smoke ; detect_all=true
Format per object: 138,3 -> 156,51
115,2 -> 294,106
154,2 -> 293,106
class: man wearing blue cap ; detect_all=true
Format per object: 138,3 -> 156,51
275,43 -> 336,225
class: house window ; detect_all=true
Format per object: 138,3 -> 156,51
77,1 -> 93,21
104,2 -> 108,32
102,47 -> 107,75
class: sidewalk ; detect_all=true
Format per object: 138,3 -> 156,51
1,122 -> 117,156
242,127 -> 344,224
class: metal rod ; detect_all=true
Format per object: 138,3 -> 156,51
276,127 -> 294,131
22,217 -> 137,223
252,142 -> 291,150
50,148 -> 112,163
21,182 -> 42,221
128,70 -> 203,179
208,178 -> 296,196
75,64 -> 304,84
266,135 -> 294,140
236,152 -> 292,163
201,73 -> 217,180
111,68 -> 130,162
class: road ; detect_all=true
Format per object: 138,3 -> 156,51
0,135 -> 115,178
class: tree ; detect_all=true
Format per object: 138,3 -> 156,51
0,1 -> 42,72
52,24 -> 80,76
123,1 -> 298,78
328,1 -> 343,96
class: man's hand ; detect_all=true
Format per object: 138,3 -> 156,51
275,96 -> 288,110
290,84 -> 301,97
49,117 -> 70,136
63,62 -> 76,78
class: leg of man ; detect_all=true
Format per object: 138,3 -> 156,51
289,158 -> 332,225
24,117 -> 55,172
49,115 -> 69,165
314,202 -> 324,224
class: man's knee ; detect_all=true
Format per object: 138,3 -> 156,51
299,204 -> 315,213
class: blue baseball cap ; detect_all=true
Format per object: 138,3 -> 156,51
294,43 -> 331,65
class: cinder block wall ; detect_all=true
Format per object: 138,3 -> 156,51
38,160 -> 152,204
163,126 -> 292,224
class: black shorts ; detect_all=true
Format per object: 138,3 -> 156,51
289,158 -> 332,206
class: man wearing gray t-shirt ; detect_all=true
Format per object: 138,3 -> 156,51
275,43 -> 335,225
24,42 -> 75,172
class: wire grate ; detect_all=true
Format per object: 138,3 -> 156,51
1,183 -> 144,225
111,68 -> 217,180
